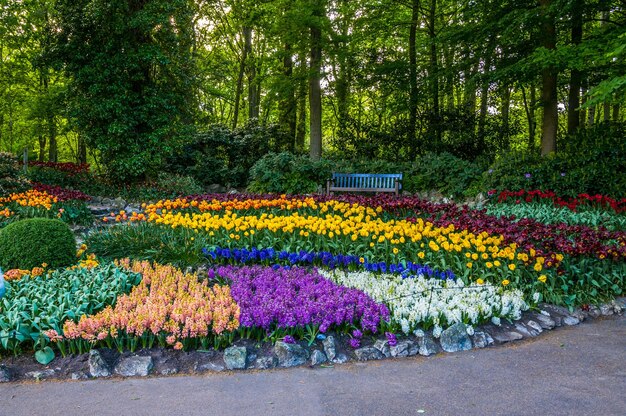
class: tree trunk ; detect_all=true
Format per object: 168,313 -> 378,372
245,26 -> 259,120
428,0 -> 440,143
38,133 -> 46,162
603,102 -> 611,122
588,105 -> 595,124
309,4 -> 323,160
279,43 -> 297,147
78,133 -> 87,164
296,52 -> 307,152
501,83 -> 511,148
408,0 -> 420,146
579,81 -> 587,126
232,27 -> 249,129
567,0 -> 582,134
522,84 -> 536,152
478,42 -> 493,139
540,0 -> 558,156
613,104 -> 620,122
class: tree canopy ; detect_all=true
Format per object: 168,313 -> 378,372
0,0 -> 624,180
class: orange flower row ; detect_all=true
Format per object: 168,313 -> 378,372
56,260 -> 240,346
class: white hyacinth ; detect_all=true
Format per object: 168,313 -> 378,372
320,270 -> 529,334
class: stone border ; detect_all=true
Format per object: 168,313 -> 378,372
1,298 -> 623,383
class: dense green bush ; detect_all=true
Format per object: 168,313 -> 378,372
248,152 -> 331,194
0,263 -> 142,356
167,120 -> 292,188
0,218 -> 76,270
405,152 -> 485,198
483,123 -> 626,198
0,152 -> 29,196
156,172 -> 204,196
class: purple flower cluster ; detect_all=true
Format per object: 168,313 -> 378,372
214,265 -> 390,334
203,246 -> 454,280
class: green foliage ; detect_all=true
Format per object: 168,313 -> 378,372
248,152 -> 333,194
48,0 -> 197,182
0,218 -> 76,270
155,173 -> 204,196
485,203 -> 626,231
405,152 -> 485,198
0,152 -> 29,196
483,123 -> 626,198
86,223 -> 210,268
0,263 -> 141,355
166,121 -> 292,188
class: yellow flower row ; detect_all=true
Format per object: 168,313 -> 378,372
126,208 -> 548,266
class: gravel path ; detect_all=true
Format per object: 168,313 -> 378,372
1,315 -> 625,416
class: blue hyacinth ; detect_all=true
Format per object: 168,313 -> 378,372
203,246 -> 455,280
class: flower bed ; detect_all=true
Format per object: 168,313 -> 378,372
321,270 -> 529,336
214,265 -> 389,342
0,188 -> 93,226
0,264 -> 141,357
55,260 -> 240,353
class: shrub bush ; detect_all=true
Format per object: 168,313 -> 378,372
166,120 -> 292,188
405,152 -> 485,198
0,152 -> 29,196
483,123 -> 626,198
0,218 -> 77,270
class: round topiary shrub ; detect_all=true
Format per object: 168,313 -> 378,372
0,218 -> 76,270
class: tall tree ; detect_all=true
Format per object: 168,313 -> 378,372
50,0 -> 197,181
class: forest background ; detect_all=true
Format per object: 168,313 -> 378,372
1,0 -> 624,196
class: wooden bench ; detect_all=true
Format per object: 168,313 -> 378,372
326,173 -> 403,195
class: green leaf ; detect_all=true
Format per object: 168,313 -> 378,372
35,347 -> 55,365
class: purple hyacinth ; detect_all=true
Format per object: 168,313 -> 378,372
349,338 -> 361,349
283,335 -> 296,344
385,332 -> 397,347
214,265 -> 390,334
352,329 -> 363,339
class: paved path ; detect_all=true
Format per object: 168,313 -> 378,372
1,316 -> 625,416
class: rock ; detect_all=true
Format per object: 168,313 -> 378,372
87,204 -> 111,216
71,372 -> 88,380
513,323 -> 536,338
587,306 -> 601,319
418,336 -> 440,356
614,297 -> 626,309
25,369 -> 55,380
407,341 -> 419,356
88,350 -> 111,378
529,312 -> 556,330
112,197 -> 126,210
563,316 -> 580,326
207,184 -> 226,194
354,347 -> 383,361
255,356 -> 278,369
159,367 -> 179,376
125,204 -> 141,214
310,350 -> 328,366
540,304 -> 584,322
523,320 -> 543,335
471,331 -> 494,349
322,336 -> 336,361
390,341 -> 411,358
195,362 -> 224,372
600,304 -> 614,316
223,346 -> 247,370
0,365 -> 11,382
274,341 -> 309,368
490,329 -> 524,344
332,353 -> 348,364
373,339 -> 391,357
440,323 -> 472,353
114,356 -> 153,377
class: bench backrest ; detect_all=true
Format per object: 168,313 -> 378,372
331,173 -> 402,190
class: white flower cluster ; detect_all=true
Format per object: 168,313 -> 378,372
320,270 -> 529,337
